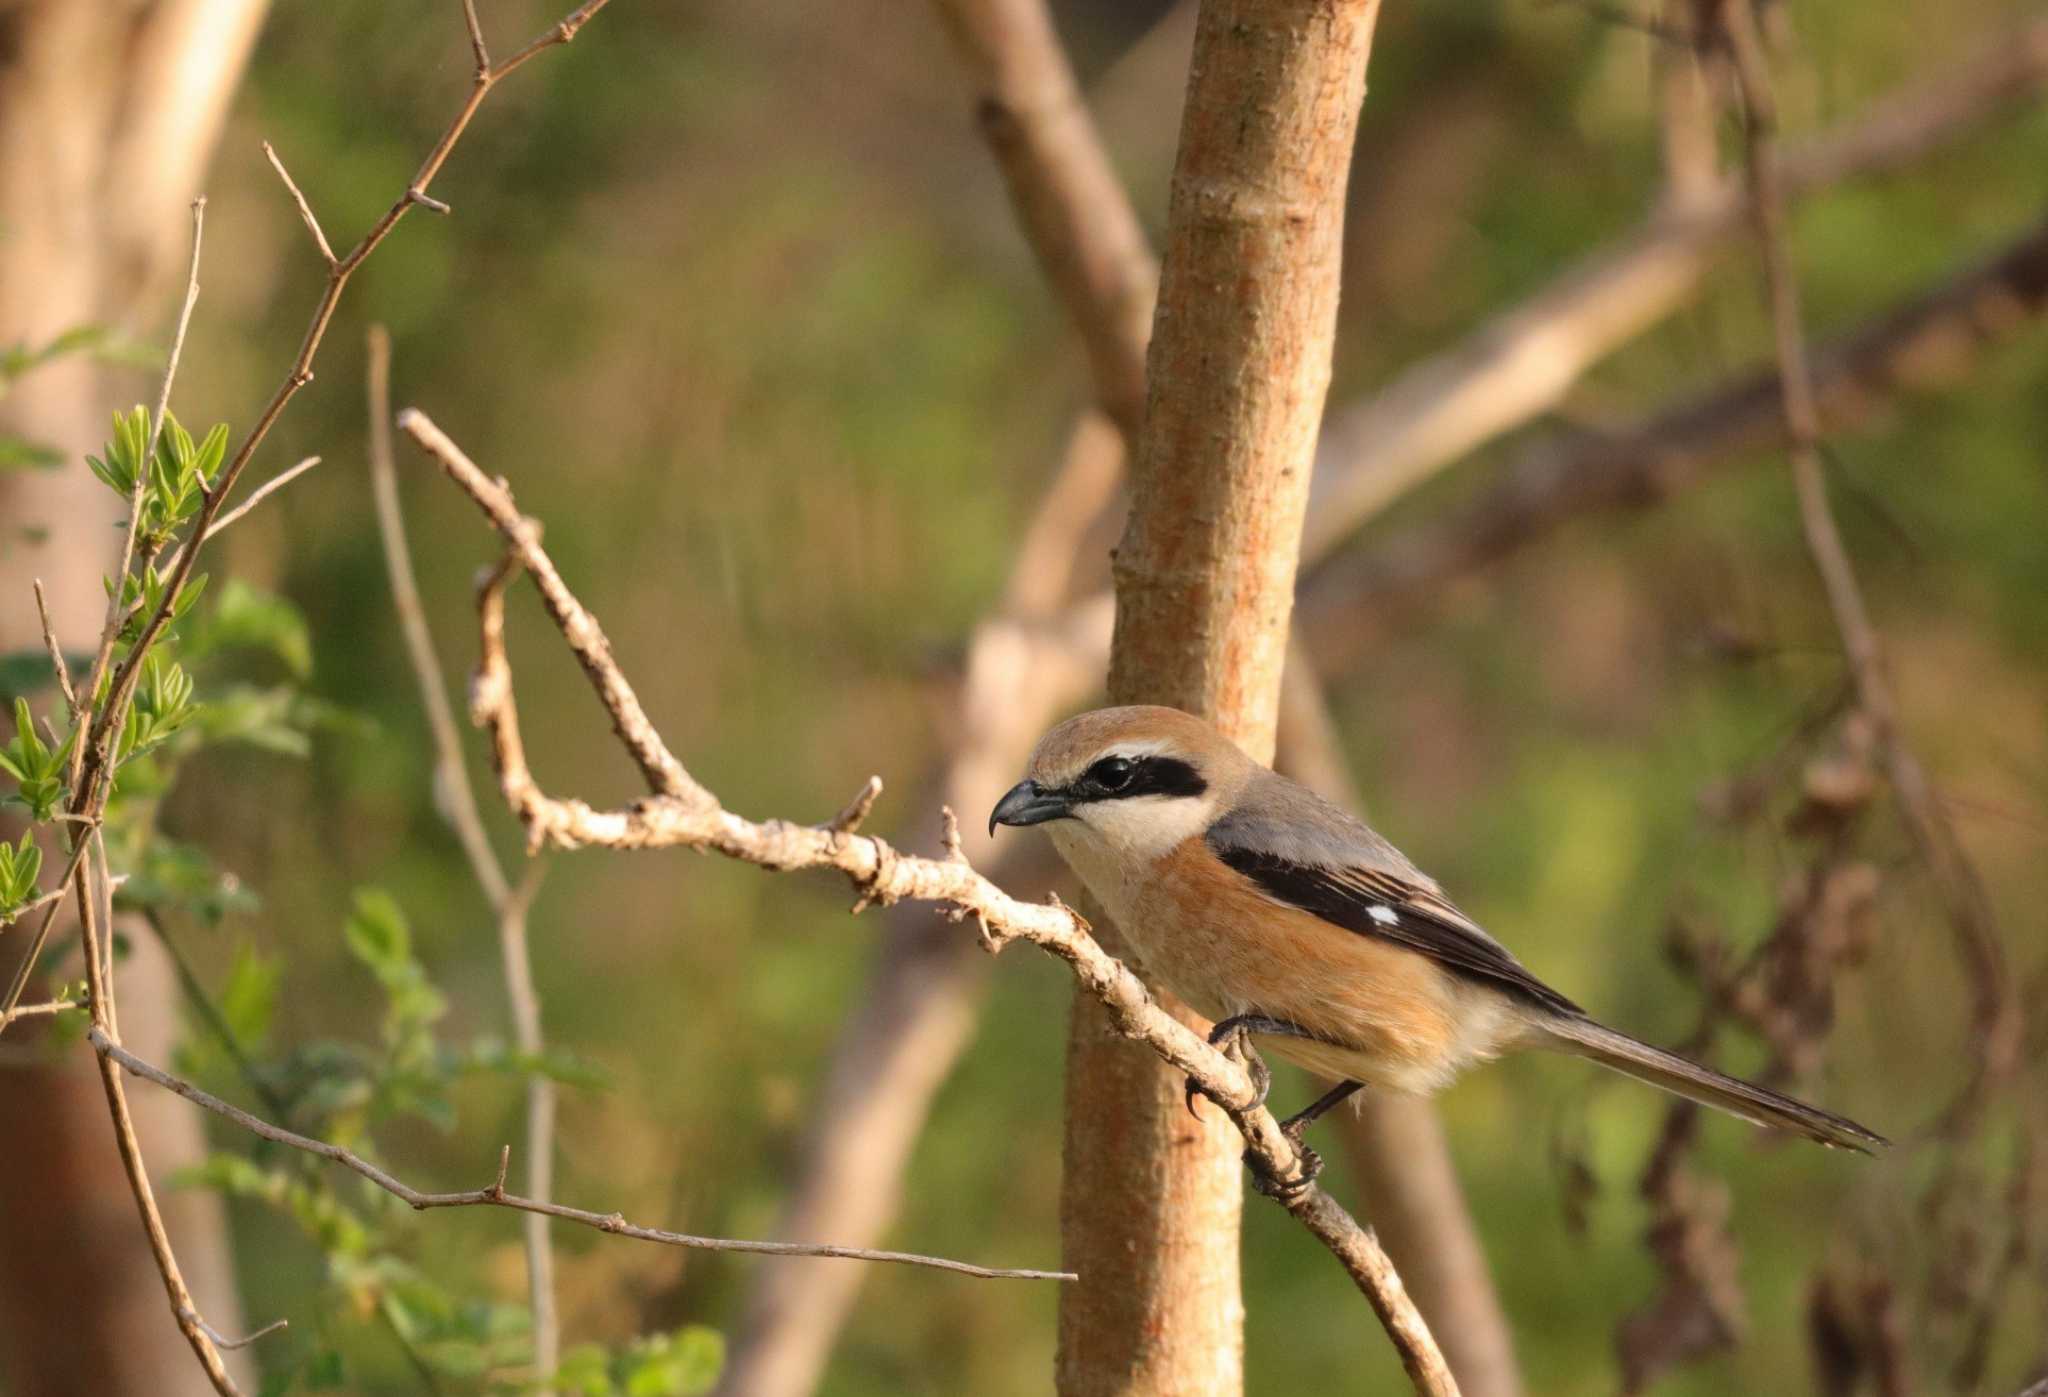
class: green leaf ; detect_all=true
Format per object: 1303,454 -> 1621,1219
220,945 -> 280,1048
553,1344 -> 617,1396
343,889 -> 410,972
191,581 -> 314,677
193,422 -> 229,487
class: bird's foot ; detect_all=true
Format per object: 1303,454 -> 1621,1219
1245,1125 -> 1324,1201
1183,1017 -> 1273,1121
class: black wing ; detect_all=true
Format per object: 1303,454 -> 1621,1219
1212,842 -> 1584,1018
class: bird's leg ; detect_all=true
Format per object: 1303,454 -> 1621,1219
1182,1014 -> 1312,1121
1246,1079 -> 1365,1201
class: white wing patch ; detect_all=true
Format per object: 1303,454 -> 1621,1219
1367,904 -> 1400,926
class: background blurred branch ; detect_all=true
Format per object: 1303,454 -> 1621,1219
1718,0 -> 2019,1111
366,324 -> 561,1390
1297,211 -> 2048,666
1301,11 -> 2048,560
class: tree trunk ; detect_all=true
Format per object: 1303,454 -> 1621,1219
0,3 -> 271,1393
1057,3 -> 1380,1391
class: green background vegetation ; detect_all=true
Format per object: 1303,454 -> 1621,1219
38,0 -> 2046,1390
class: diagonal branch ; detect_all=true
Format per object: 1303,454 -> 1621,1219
1301,11 -> 2048,561
1295,211 -> 2048,665
400,408 -> 1458,1394
88,1027 -> 1065,1283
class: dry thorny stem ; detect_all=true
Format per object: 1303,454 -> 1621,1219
0,6 -> 619,1394
1715,0 -> 2018,1116
398,409 -> 1459,1395
365,322 -> 562,1385
1608,4 -> 2034,1388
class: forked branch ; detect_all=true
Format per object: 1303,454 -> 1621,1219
399,409 -> 1458,1395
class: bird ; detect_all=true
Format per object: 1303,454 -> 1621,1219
989,704 -> 1886,1189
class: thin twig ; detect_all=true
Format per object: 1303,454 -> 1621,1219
89,1028 -> 1067,1282
0,998 -> 80,1022
32,581 -> 77,715
403,411 -> 1456,1392
0,830 -> 94,1023
25,12 -> 617,1394
187,1313 -> 289,1352
1717,0 -> 2020,1115
76,835 -> 239,1390
262,142 -> 337,267
461,0 -> 491,74
65,196 -> 205,814
79,0 -> 618,830
155,456 -> 321,580
369,324 -> 555,1380
397,410 -> 706,806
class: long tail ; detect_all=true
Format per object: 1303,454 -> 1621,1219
1537,1015 -> 1889,1153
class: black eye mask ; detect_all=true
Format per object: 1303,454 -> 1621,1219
1071,754 -> 1207,804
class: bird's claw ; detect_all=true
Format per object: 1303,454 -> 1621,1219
1245,1138 -> 1324,1201
1183,1025 -> 1270,1121
1245,1102 -> 1330,1200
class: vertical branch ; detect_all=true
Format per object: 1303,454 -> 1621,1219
1715,0 -> 2020,1109
1062,3 -> 1383,1392
366,327 -> 558,1387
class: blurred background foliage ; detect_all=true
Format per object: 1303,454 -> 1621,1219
18,0 -> 2045,1390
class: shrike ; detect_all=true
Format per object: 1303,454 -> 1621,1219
990,705 -> 1884,1183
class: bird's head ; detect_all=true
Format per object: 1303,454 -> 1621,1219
988,705 -> 1253,863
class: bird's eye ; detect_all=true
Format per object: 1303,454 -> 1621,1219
1088,756 -> 1135,792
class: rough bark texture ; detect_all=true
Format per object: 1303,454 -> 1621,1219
0,3 -> 271,1393
1059,3 -> 1380,1392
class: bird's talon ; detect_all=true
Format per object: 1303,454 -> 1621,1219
1244,1141 -> 1323,1200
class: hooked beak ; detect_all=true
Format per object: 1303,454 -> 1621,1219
989,779 -> 1072,837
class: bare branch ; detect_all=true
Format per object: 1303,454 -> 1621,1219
0,831 -> 93,1023
73,830 -> 239,1391
0,997 -> 79,1023
83,0 -> 618,819
261,141 -> 337,267
1296,212 -> 2048,666
397,409 -> 709,807
187,1313 -> 289,1352
1718,0 -> 2019,1109
406,410 -> 1457,1393
718,424 -> 1114,1397
493,0 -> 610,81
826,776 -> 885,836
89,1028 -> 1067,1283
155,456 -> 322,580
1301,12 -> 2048,562
461,0 -> 491,75
369,325 -> 558,1380
31,580 -> 75,715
